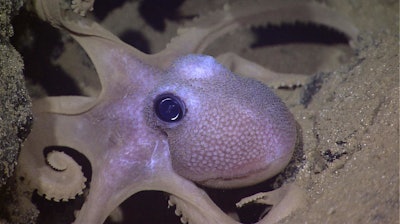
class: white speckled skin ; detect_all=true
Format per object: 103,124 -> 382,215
146,55 -> 296,188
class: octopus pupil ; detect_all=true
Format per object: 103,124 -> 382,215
155,94 -> 185,122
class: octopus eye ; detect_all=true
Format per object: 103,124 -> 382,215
154,93 -> 185,122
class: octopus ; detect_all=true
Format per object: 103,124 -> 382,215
17,0 -> 358,223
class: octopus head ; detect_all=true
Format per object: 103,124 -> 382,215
145,54 -> 297,188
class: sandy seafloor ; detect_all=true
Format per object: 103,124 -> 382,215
0,0 -> 398,223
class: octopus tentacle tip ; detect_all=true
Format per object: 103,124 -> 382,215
21,150 -> 87,202
47,151 -> 70,171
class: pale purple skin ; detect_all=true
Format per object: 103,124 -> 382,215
22,47 -> 296,223
146,55 -> 297,188
18,0 -> 358,222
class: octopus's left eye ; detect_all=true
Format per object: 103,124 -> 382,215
154,93 -> 185,122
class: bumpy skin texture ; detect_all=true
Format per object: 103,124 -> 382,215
146,55 -> 296,188
17,0 -> 357,223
